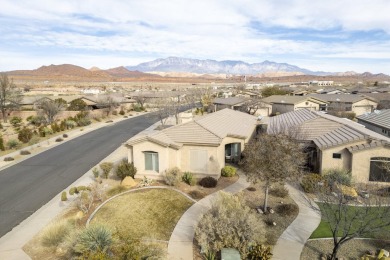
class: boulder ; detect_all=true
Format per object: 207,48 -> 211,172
121,176 -> 137,187
257,208 -> 264,214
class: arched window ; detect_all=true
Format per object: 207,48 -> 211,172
369,157 -> 390,182
144,151 -> 159,172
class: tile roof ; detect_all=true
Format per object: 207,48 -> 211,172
212,97 -> 249,106
308,94 -> 376,103
362,93 -> 390,102
357,109 -> 390,129
261,95 -> 327,104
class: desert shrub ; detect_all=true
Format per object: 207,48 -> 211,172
164,167 -> 182,186
199,176 -> 218,188
63,133 -> 68,138
72,225 -> 112,256
27,115 -> 46,126
221,165 -> 237,177
115,159 -> 137,180
138,176 -> 153,187
0,122 -> 3,129
111,110 -> 118,116
10,116 -> 22,127
247,244 -> 273,260
189,190 -> 205,200
119,110 -> 125,115
18,127 -> 33,143
100,162 -> 113,179
7,139 -> 20,149
43,127 -> 53,135
0,135 -> 4,151
301,173 -> 324,193
60,120 -> 66,131
323,168 -> 352,188
28,135 -> 40,145
61,191 -> 67,201
182,172 -> 196,186
106,185 -> 128,197
195,192 -> 265,258
276,203 -> 299,217
51,122 -> 60,133
41,220 -> 72,247
65,120 -> 77,129
68,98 -> 87,111
69,187 -> 77,195
92,167 -> 100,178
247,187 -> 256,192
77,186 -> 90,192
76,118 -> 91,126
20,150 -> 31,155
56,137 -> 63,142
269,185 -> 289,198
4,157 -> 14,161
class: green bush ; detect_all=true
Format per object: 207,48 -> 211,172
301,173 -> 324,193
65,120 -> 77,129
41,220 -> 71,247
323,168 -> 352,187
18,127 -> 33,143
115,159 -> 137,180
7,139 -> 20,149
247,244 -> 273,260
199,176 -> 218,188
276,203 -> 299,217
182,172 -> 196,186
51,122 -> 60,133
69,187 -> 77,195
0,135 -> 5,151
72,225 -> 112,256
269,185 -> 289,198
10,116 -> 22,127
119,110 -> 125,115
61,191 -> 67,201
92,167 -> 99,178
164,167 -> 182,186
100,162 -> 113,179
27,115 -> 46,126
221,165 -> 237,177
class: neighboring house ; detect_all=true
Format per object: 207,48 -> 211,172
319,88 -> 344,94
20,96 -> 53,110
125,109 -> 259,180
261,95 -> 328,115
291,89 -> 309,96
212,97 -> 249,111
308,94 -> 378,116
357,109 -> 390,138
268,109 -> 390,183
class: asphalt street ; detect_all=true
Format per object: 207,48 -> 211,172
0,113 -> 158,237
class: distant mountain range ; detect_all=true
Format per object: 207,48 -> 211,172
126,57 -> 332,75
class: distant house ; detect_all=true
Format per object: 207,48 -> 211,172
20,96 -> 53,110
261,95 -> 328,115
308,94 -> 378,116
357,109 -> 390,138
125,109 -> 258,180
212,97 -> 249,111
268,109 -> 390,183
213,97 -> 272,117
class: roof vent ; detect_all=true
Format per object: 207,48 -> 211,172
374,110 -> 380,114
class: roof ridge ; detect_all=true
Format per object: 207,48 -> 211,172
194,120 -> 223,140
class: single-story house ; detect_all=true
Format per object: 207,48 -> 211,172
357,109 -> 390,138
308,94 -> 378,116
125,109 -> 259,180
212,97 -> 249,111
268,109 -> 390,183
261,95 -> 328,115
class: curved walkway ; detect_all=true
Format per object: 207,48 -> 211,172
272,184 -> 321,260
167,174 -> 250,260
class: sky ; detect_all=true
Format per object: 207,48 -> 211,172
1,0 -> 390,74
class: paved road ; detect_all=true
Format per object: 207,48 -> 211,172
0,113 -> 158,237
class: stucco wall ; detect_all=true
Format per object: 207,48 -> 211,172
352,99 -> 378,116
294,100 -> 321,111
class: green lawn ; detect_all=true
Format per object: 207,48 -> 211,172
310,203 -> 390,239
91,189 -> 194,240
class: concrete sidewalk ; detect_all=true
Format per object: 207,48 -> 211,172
167,173 -> 250,260
272,184 -> 321,260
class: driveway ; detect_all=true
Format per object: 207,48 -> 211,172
0,113 -> 158,238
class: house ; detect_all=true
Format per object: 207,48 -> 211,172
125,109 -> 259,180
212,97 -> 249,111
357,109 -> 390,138
308,94 -> 378,116
261,95 -> 328,115
268,109 -> 390,183
20,96 -> 53,110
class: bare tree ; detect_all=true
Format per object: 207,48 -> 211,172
153,96 -> 172,126
239,98 -> 268,115
133,94 -> 149,109
0,73 -> 22,122
98,96 -> 119,116
38,99 -> 65,124
240,133 -> 306,211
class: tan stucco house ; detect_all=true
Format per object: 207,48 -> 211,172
268,109 -> 390,183
125,109 -> 258,180
261,95 -> 328,115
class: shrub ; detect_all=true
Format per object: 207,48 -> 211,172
92,167 -> 99,178
189,190 -> 205,200
0,135 -> 4,151
301,173 -> 324,193
18,127 -> 33,143
138,176 -> 153,187
100,162 -> 113,179
115,159 -> 137,180
182,172 -> 196,186
69,187 -> 77,195
111,110 -> 118,116
269,185 -> 289,198
63,133 -> 68,138
276,203 -> 299,217
164,167 -> 182,186
43,127 -> 53,135
221,165 -> 237,177
28,115 -> 46,126
20,150 -> 31,155
61,191 -> 67,201
65,120 -> 77,129
60,121 -> 66,131
247,187 -> 256,192
28,135 -> 40,145
51,122 -> 60,133
72,225 -> 112,256
76,118 -> 91,126
10,116 -> 22,127
4,157 -> 14,161
323,168 -> 352,188
199,176 -> 218,188
247,244 -> 273,260
41,220 -> 71,247
56,137 -> 63,142
7,139 -> 20,149
119,110 -> 125,115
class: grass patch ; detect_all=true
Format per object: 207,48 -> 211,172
91,189 -> 193,240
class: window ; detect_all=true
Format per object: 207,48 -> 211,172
144,151 -> 159,172
190,149 -> 208,173
332,153 -> 341,159
382,129 -> 388,134
369,157 -> 390,182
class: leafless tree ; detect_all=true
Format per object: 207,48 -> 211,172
133,94 -> 149,109
152,96 -> 173,126
38,99 -> 65,124
98,96 -> 119,116
239,98 -> 268,115
240,133 -> 306,211
0,73 -> 22,122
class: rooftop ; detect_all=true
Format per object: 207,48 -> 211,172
212,97 -> 249,106
308,94 -> 376,103
357,109 -> 390,129
261,95 -> 327,104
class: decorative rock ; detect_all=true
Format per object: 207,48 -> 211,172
121,176 -> 137,187
269,208 -> 275,214
257,208 -> 264,214
272,222 -> 276,226
383,249 -> 390,257
75,210 -> 84,219
280,201 -> 284,204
